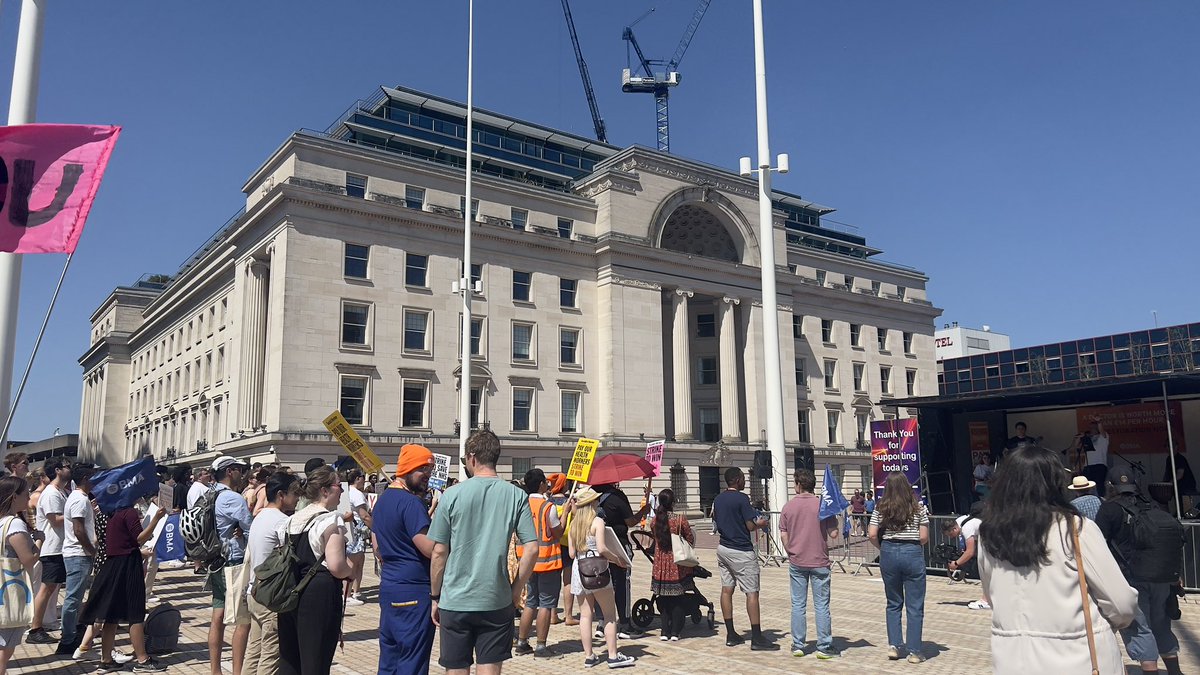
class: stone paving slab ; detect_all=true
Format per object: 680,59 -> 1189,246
11,547 -> 1200,674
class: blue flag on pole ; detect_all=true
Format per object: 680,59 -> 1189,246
91,457 -> 159,515
819,464 -> 851,520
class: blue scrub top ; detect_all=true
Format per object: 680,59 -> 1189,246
371,486 -> 432,588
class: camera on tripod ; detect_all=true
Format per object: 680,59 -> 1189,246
934,542 -> 966,582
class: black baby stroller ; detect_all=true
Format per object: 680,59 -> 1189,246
627,529 -> 716,631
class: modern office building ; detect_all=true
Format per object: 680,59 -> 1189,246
78,85 -> 941,512
934,322 -> 1011,360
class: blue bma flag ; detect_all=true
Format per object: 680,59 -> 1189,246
818,464 -> 851,520
155,513 -> 186,563
91,457 -> 159,515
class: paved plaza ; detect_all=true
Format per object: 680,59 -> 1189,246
11,541 -> 1200,674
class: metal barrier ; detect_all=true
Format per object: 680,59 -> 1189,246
1184,521 -> 1199,592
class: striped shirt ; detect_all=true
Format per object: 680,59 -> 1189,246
869,504 -> 929,541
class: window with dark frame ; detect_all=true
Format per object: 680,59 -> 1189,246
561,391 -> 581,433
404,186 -> 425,210
850,324 -> 862,347
877,328 -> 888,351
557,218 -> 573,239
340,376 -> 368,425
512,271 -> 532,302
906,369 -> 917,396
345,173 -> 367,198
697,314 -> 716,338
513,388 -> 534,431
559,279 -> 578,308
697,356 -> 718,385
824,359 -> 837,389
403,310 -> 429,352
798,410 -> 810,443
511,208 -> 528,230
560,328 -> 580,365
881,366 -> 892,394
401,381 -> 427,428
822,319 -> 834,343
341,303 -> 370,346
405,253 -> 428,287
512,323 -> 534,361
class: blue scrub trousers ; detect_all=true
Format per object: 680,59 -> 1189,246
378,584 -> 435,675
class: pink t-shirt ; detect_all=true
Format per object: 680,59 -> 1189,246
778,493 -> 837,568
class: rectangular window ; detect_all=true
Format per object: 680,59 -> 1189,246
699,408 -> 720,443
697,314 -> 716,338
850,324 -> 862,347
459,316 -> 484,357
561,391 -> 581,433
897,286 -> 907,300
460,196 -> 479,219
345,173 -> 367,198
853,363 -> 865,392
903,332 -> 914,354
697,357 -> 718,385
856,413 -> 868,444
512,323 -> 534,361
795,358 -> 806,388
792,315 -> 803,339
821,319 -> 834,343
469,387 -> 482,429
881,366 -> 892,394
797,410 -> 810,443
404,186 -> 425,209
340,375 -> 369,425
560,328 -> 580,365
906,369 -> 917,396
401,381 -> 428,428
405,253 -> 428,287
824,359 -> 837,390
403,310 -> 429,352
827,411 -> 840,445
877,328 -> 888,352
344,243 -> 369,279
513,387 -> 534,431
559,279 -> 578,308
816,270 -> 827,286
557,217 -> 573,239
844,275 -> 855,290
512,271 -> 532,302
871,280 -> 881,296
511,208 -> 528,230
341,302 -> 370,346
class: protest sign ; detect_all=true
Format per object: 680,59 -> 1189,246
643,440 -> 665,478
322,410 -> 384,475
430,453 -> 452,490
566,438 -> 600,483
871,418 -> 921,497
154,513 -> 186,563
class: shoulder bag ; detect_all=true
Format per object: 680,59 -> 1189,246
0,516 -> 35,629
670,516 -> 699,567
1069,516 -> 1100,675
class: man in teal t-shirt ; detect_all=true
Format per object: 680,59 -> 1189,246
429,430 -> 537,674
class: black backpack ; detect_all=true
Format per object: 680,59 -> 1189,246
1118,500 -> 1185,583
144,603 -> 181,654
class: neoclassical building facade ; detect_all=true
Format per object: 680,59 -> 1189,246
79,85 -> 941,512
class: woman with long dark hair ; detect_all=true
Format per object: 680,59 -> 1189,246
978,447 -> 1136,674
649,489 -> 694,641
868,472 -> 929,663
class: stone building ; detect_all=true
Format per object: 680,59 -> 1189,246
79,85 -> 941,512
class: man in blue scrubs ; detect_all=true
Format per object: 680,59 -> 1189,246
372,444 -> 437,674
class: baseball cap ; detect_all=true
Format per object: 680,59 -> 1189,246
1109,471 -> 1138,494
212,455 -> 248,472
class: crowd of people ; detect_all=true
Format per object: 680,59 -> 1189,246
0,417 -> 1189,675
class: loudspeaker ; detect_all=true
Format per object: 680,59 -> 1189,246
793,447 -> 815,473
752,449 -> 772,480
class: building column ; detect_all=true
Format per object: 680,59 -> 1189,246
671,289 -> 694,440
238,259 -> 269,431
718,296 -> 742,441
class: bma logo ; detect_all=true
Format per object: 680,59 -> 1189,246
0,568 -> 32,605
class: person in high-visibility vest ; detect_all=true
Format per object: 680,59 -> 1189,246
514,469 -> 572,657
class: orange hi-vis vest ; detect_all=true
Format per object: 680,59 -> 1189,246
516,495 -> 563,573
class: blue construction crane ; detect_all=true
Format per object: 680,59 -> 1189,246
559,0 -> 607,143
621,0 -> 712,152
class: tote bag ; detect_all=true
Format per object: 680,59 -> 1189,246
0,515 -> 35,629
670,517 -> 699,567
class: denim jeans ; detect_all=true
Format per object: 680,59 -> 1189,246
789,565 -> 832,652
880,540 -> 926,655
1132,581 -> 1179,657
61,555 -> 94,645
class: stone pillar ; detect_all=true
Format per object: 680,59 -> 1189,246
671,289 -> 694,440
238,259 -> 269,430
718,296 -> 742,441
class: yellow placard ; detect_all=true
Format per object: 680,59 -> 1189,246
565,438 -> 600,482
322,410 -> 385,475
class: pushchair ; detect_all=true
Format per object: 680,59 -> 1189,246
627,529 -> 716,631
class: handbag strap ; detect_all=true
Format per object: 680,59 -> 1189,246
1069,516 -> 1100,675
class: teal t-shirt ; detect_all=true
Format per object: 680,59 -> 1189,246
427,476 -> 537,612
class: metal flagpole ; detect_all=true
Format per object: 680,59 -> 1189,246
1163,380 -> 1182,518
457,0 -> 475,480
0,0 -> 46,452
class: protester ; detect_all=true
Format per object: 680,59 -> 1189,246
593,481 -> 650,639
245,468 -> 271,516
973,455 -> 995,501
1096,471 -> 1184,675
649,488 -> 694,642
57,464 -> 99,655
778,469 -> 839,658
1004,422 -> 1038,453
79,499 -> 168,672
278,466 -> 352,675
24,468 -> 47,532
209,456 -> 253,675
2,453 -> 27,478
515,469 -> 568,658
979,447 -> 1136,674
868,471 -> 930,663
546,474 -> 576,626
849,491 -> 866,536
244,471 -> 300,675
170,465 -> 192,513
712,467 -> 777,650
28,457 -> 72,645
942,504 -> 989,610
373,445 -> 437,674
568,487 -> 636,669
71,506 -> 133,665
343,468 -> 371,606
188,467 -> 214,508
1068,475 -> 1102,521
428,429 -> 537,674
0,476 -> 41,674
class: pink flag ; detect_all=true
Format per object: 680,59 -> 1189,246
0,124 -> 121,254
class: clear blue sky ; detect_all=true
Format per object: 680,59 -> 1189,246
0,1 -> 1197,441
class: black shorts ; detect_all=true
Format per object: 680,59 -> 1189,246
437,606 -> 513,669
41,554 -> 66,584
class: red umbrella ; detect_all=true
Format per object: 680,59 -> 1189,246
584,453 -> 656,486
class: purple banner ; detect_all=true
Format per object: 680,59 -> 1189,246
871,418 -> 921,497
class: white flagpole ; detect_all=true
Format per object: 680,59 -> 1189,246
457,0 -> 475,480
0,0 -> 47,453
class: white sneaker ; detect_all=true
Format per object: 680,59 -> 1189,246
112,650 -> 135,665
968,600 -> 991,610
72,645 -> 90,660
146,596 -> 160,605
345,596 -> 365,607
